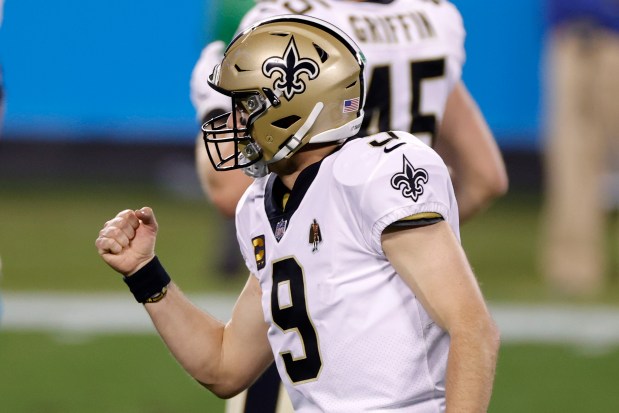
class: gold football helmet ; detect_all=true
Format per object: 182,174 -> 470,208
202,14 -> 366,177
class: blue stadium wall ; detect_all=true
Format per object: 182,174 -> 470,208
0,0 -> 545,150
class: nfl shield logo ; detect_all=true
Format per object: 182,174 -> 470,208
275,219 -> 288,241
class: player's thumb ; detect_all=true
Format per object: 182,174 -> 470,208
135,207 -> 158,230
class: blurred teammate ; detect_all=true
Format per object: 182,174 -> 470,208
190,0 -> 507,410
96,15 -> 499,412
540,0 -> 619,296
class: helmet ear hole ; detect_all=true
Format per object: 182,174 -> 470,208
272,115 -> 301,129
313,43 -> 329,63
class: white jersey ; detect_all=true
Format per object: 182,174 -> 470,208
191,0 -> 466,146
236,132 -> 459,412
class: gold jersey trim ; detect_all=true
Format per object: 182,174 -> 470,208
399,212 -> 442,221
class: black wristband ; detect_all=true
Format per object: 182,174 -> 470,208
123,256 -> 171,304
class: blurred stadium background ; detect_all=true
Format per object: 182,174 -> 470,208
0,0 -> 618,412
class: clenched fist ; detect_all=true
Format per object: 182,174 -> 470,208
95,207 -> 158,276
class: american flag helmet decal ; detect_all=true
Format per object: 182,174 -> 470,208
343,97 -> 359,113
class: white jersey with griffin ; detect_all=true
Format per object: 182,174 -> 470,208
191,0 -> 466,146
235,132 -> 459,412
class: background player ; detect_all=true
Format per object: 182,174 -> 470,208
539,0 -> 619,296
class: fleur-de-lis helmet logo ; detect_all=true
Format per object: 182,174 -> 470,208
262,36 -> 320,101
390,155 -> 429,202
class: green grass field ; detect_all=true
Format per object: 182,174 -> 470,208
1,332 -> 618,413
1,180 -> 618,412
1,181 -> 617,302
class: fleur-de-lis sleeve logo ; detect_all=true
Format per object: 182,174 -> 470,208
390,155 -> 429,202
262,36 -> 320,101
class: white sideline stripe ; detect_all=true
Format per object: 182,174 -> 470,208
2,293 -> 619,346
0,292 -> 234,334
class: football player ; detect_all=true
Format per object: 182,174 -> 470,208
97,15 -> 500,412
190,1 -> 508,410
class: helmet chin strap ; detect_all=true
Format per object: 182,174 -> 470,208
240,154 -> 269,178
309,109 -> 364,144
241,101 -> 363,178
269,102 -> 324,164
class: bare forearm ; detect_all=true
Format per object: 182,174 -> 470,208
144,278 -> 272,398
436,82 -> 508,223
444,321 -> 500,412
144,283 -> 228,387
448,98 -> 507,222
96,209 -> 268,397
452,171 -> 507,223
